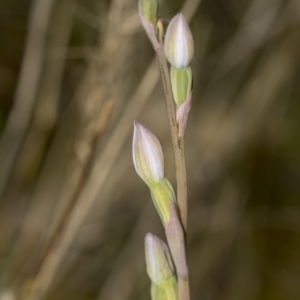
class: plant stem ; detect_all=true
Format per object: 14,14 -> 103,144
156,39 -> 190,300
156,44 -> 188,231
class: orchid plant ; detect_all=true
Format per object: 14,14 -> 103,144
132,1 -> 194,299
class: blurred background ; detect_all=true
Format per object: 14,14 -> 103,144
0,0 -> 300,299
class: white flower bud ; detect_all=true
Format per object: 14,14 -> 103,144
145,233 -> 175,284
132,121 -> 164,184
164,13 -> 194,68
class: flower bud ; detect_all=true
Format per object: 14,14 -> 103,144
170,66 -> 192,107
164,13 -> 194,68
145,233 -> 174,284
133,121 -> 164,184
139,0 -> 158,26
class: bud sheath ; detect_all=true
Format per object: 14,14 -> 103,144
150,178 -> 176,226
170,66 -> 192,107
139,0 -> 158,26
151,277 -> 178,300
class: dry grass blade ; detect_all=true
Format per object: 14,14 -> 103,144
0,0 -> 55,200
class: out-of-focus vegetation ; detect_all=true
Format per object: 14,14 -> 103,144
0,0 -> 299,299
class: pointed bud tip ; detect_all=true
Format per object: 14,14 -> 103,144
145,232 -> 154,243
133,120 -> 147,133
133,120 -> 139,128
173,13 -> 184,24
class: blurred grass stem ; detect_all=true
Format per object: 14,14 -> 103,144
0,0 -> 55,200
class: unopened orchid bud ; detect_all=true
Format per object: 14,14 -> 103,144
170,66 -> 192,107
139,0 -> 158,26
164,13 -> 194,68
133,121 -> 164,184
145,233 -> 179,300
145,233 -> 174,283
132,122 -> 176,226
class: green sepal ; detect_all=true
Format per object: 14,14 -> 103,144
170,66 -> 192,107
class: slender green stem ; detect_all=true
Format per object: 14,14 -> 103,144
156,44 -> 188,231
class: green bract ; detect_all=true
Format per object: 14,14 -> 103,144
149,178 -> 176,226
151,277 -> 178,300
170,66 -> 192,107
139,0 -> 158,25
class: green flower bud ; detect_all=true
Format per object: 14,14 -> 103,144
170,66 -> 192,107
133,121 -> 164,184
145,233 -> 174,284
164,13 -> 194,68
139,0 -> 158,26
